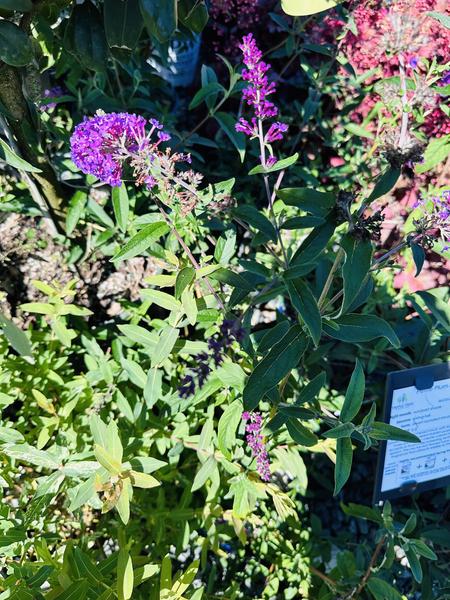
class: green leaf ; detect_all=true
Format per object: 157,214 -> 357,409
243,324 -> 308,410
416,289 -> 450,332
175,267 -> 195,299
233,205 -> 277,242
0,139 -> 41,173
291,219 -> 336,266
112,222 -> 169,262
179,0 -> 208,32
54,580 -> 88,600
285,278 -> 322,346
73,547 -> 104,585
410,242 -> 425,276
281,0 -> 342,16
0,527 -> 27,548
87,198 -> 115,229
410,539 -> 437,560
297,372 -> 327,405
218,400 -> 243,459
257,321 -> 291,354
0,314 -> 32,356
189,82 -> 224,109
117,549 -> 133,600
367,577 -> 402,600
427,11 -> 450,29
140,0 -> 177,42
0,426 -> 24,443
323,422 -> 355,439
118,324 -> 157,348
340,236 -> 373,315
3,443 -> 60,469
323,314 -> 400,347
151,325 -> 179,366
286,419 -> 318,447
215,111 -> 246,162
404,548 -> 422,583
129,456 -> 166,474
130,471 -> 160,488
144,368 -> 162,408
181,288 -> 198,326
94,444 -> 122,475
369,422 -> 420,443
277,188 -> 335,216
66,191 -> 87,235
401,513 -> 417,535
112,184 -> 129,233
116,478 -> 131,524
368,167 -> 401,201
140,289 -> 181,312
344,122 -> 374,139
172,560 -> 199,596
104,0 -> 143,50
281,216 -> 325,229
340,359 -> 365,422
122,358 -> 146,388
341,503 -> 383,524
334,437 -> 353,495
249,152 -> 298,175
416,135 -> 450,173
191,455 -> 217,491
0,21 -> 33,66
68,2 -> 109,72
214,229 -> 236,264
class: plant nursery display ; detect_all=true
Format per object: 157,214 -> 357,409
0,0 -> 449,599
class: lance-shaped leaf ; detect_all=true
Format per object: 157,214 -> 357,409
334,437 -> 353,495
285,278 -> 322,346
243,324 -> 308,410
323,314 -> 400,348
339,236 -> 373,316
340,359 -> 365,422
112,222 -> 169,262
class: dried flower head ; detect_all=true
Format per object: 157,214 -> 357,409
413,189 -> 450,250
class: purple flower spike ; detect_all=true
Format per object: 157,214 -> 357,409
70,112 -> 146,187
234,33 -> 287,148
242,411 -> 271,482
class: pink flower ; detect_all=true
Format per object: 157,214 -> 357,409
242,412 -> 271,481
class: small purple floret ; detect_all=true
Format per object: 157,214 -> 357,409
70,112 -> 146,187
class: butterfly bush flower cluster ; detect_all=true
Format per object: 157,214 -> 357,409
70,111 -> 201,214
242,412 -> 271,481
235,34 -> 287,167
414,189 -> 450,250
179,320 -> 244,398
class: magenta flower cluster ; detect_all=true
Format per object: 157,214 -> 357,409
235,34 -> 287,145
70,112 -> 171,187
242,411 -> 271,481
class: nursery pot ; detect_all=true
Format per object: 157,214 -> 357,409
148,33 -> 201,88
